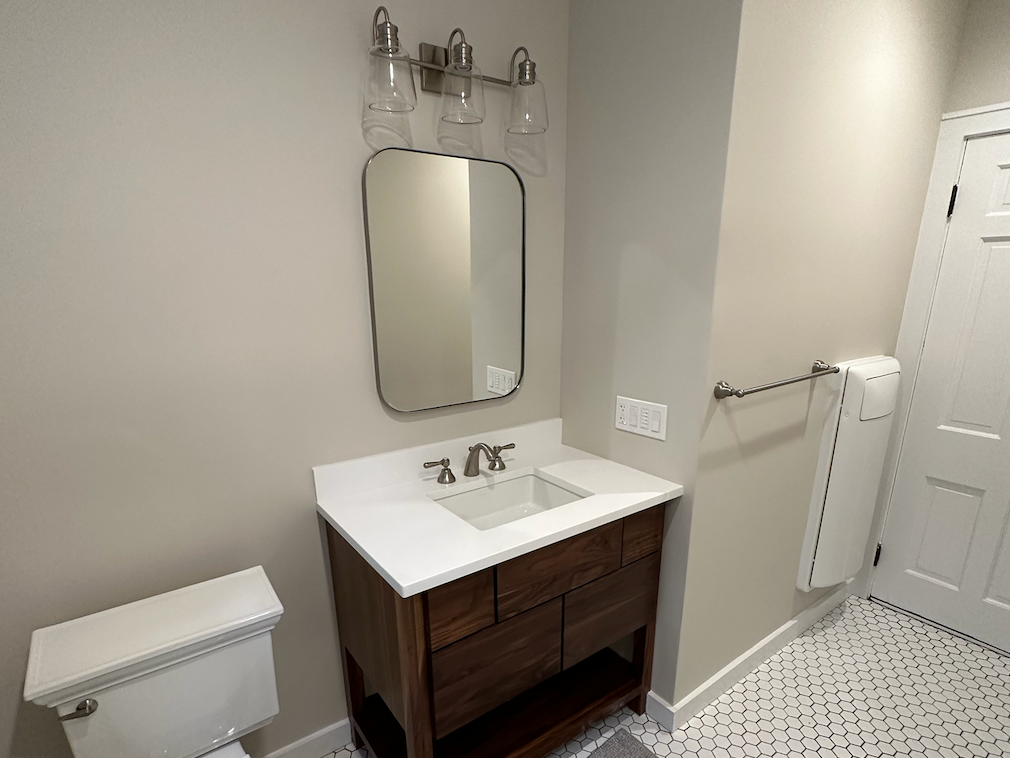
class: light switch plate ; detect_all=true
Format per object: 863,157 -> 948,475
487,366 -> 516,396
615,395 -> 667,440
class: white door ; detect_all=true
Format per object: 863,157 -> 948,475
872,131 -> 1010,652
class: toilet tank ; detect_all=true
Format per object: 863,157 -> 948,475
24,567 -> 284,758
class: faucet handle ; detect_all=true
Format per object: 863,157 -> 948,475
423,458 -> 456,484
488,443 -> 515,471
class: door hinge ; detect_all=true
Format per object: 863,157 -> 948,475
873,543 -> 882,567
946,184 -> 958,218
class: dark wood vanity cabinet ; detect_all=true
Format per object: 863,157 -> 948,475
325,504 -> 667,758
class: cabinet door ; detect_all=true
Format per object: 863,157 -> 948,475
497,522 -> 622,620
431,598 -> 562,737
621,505 -> 665,565
563,553 -> 660,669
427,569 -> 495,651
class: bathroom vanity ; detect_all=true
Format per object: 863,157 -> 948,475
314,420 -> 682,758
330,147 -> 683,758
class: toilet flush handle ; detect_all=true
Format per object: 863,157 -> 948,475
58,699 -> 98,721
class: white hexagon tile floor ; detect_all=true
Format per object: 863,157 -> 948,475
326,597 -> 1010,758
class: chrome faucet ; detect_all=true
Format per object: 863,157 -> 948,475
463,442 -> 515,477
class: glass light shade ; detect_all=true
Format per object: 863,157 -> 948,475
507,79 -> 548,134
439,64 -> 485,124
366,44 -> 417,113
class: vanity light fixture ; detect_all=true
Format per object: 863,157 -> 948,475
364,7 -> 417,113
506,47 -> 548,134
364,6 -> 549,138
439,29 -> 485,124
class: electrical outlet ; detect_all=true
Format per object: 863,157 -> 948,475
616,400 -> 629,426
615,395 -> 667,440
487,366 -> 516,396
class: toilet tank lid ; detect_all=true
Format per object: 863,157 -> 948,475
24,566 -> 283,705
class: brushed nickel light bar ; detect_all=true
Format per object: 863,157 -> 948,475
364,6 -> 548,132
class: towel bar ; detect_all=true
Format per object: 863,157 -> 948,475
714,360 -> 840,400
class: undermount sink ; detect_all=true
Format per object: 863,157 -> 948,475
429,470 -> 590,531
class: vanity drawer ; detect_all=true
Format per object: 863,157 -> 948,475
563,552 -> 661,669
621,505 -> 666,566
426,569 -> 495,651
496,522 -> 623,620
431,597 -> 562,738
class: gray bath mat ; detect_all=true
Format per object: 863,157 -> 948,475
588,729 -> 655,758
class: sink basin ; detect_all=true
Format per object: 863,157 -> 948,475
430,471 -> 589,531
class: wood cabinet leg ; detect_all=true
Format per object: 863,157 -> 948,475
396,593 -> 435,758
632,623 -> 655,715
341,648 -> 366,749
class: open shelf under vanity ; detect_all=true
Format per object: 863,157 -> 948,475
354,649 -> 640,758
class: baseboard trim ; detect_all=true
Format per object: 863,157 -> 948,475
262,718 -> 351,758
647,581 -> 853,732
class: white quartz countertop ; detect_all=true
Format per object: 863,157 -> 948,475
313,419 -> 683,597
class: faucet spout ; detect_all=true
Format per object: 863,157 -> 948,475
464,443 -> 495,477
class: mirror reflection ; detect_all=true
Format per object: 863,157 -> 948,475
364,149 -> 525,412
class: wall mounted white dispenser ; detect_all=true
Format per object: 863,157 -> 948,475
797,356 -> 901,592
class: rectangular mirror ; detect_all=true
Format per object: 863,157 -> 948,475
363,148 -> 525,412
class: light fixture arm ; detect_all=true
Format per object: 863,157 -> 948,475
371,6 -> 390,46
446,27 -> 475,69
447,28 -> 466,54
509,47 -> 530,85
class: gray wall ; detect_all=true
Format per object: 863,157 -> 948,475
674,0 -> 968,702
0,1 -> 569,756
561,0 -> 744,706
947,0 -> 1010,112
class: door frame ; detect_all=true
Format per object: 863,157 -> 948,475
860,101 -> 1010,600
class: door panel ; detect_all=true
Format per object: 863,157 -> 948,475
873,132 -> 1010,651
988,163 -> 1010,215
940,242 -> 1010,435
910,479 -> 983,589
986,512 -> 1010,609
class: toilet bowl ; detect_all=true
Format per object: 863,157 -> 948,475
24,566 -> 284,758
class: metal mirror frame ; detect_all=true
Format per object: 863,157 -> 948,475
362,147 -> 527,413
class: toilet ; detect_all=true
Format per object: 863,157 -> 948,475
24,566 -> 284,758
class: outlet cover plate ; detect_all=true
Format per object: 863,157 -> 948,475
487,366 -> 516,396
615,395 -> 667,440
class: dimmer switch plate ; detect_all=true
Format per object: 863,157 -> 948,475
615,395 -> 667,440
487,366 -> 516,396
